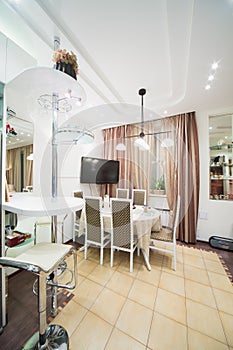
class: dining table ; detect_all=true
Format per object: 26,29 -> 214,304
101,205 -> 161,271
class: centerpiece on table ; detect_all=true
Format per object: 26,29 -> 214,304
52,49 -> 79,80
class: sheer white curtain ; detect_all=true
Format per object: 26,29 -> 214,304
102,122 -> 157,202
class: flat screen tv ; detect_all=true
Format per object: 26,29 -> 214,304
80,156 -> 119,184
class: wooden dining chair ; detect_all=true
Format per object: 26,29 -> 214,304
84,196 -> 111,265
132,189 -> 147,206
110,198 -> 137,272
149,195 -> 180,270
116,188 -> 129,199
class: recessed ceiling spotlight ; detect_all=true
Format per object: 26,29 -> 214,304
164,110 -> 168,115
208,75 -> 214,81
205,84 -> 211,90
209,126 -> 213,130
211,62 -> 218,70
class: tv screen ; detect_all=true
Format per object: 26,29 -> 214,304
80,156 -> 119,184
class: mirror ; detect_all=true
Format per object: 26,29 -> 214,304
209,113 -> 233,200
6,110 -> 33,193
0,30 -> 36,194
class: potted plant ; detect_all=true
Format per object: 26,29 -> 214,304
52,49 -> 79,80
151,176 -> 165,195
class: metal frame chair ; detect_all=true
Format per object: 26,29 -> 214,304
132,189 -> 147,206
110,198 -> 137,272
0,242 -> 77,349
149,195 -> 180,270
116,188 -> 129,199
84,196 -> 110,265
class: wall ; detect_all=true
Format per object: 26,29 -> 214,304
0,32 -> 37,83
196,108 -> 233,242
59,128 -> 104,197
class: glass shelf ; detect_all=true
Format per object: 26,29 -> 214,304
210,177 -> 233,180
210,144 -> 233,150
54,126 -> 94,145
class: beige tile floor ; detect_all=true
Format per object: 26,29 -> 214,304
51,245 -> 233,350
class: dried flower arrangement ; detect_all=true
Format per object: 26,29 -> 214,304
52,49 -> 79,78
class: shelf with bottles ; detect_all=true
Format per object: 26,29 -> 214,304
210,175 -> 233,180
209,194 -> 233,200
210,144 -> 233,151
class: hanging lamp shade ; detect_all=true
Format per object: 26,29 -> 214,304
134,137 -> 150,150
116,142 -> 126,151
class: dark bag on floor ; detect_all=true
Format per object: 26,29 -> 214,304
209,236 -> 233,252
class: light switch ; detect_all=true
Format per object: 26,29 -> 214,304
199,211 -> 208,220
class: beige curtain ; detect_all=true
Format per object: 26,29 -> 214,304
6,145 -> 33,192
23,145 -> 33,187
131,122 -> 155,200
102,122 -> 157,202
102,125 -> 134,198
161,119 -> 177,210
176,112 -> 200,243
6,148 -> 21,191
103,112 -> 199,243
162,112 -> 199,243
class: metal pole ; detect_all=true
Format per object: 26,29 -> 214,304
0,82 -> 6,331
51,93 -> 58,242
50,93 -> 58,315
50,37 -> 61,316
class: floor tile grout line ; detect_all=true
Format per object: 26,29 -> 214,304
181,246 -> 190,350
187,325 -> 230,348
71,245 -> 233,348
145,261 -> 163,348
183,255 -> 233,347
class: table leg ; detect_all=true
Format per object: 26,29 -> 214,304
141,248 -> 151,271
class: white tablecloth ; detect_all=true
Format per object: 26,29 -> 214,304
80,206 -> 161,254
132,207 -> 161,256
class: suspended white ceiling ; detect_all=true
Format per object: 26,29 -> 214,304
1,0 -> 233,129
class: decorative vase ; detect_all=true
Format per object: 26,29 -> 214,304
152,189 -> 165,195
55,62 -> 77,80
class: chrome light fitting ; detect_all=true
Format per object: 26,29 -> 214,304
126,88 -> 169,151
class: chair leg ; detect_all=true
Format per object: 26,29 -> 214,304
100,246 -> 103,265
130,251 -> 133,273
110,247 -> 113,268
84,242 -> 87,260
173,245 -> 177,271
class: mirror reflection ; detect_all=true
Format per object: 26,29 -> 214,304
6,108 -> 33,193
209,113 -> 233,200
